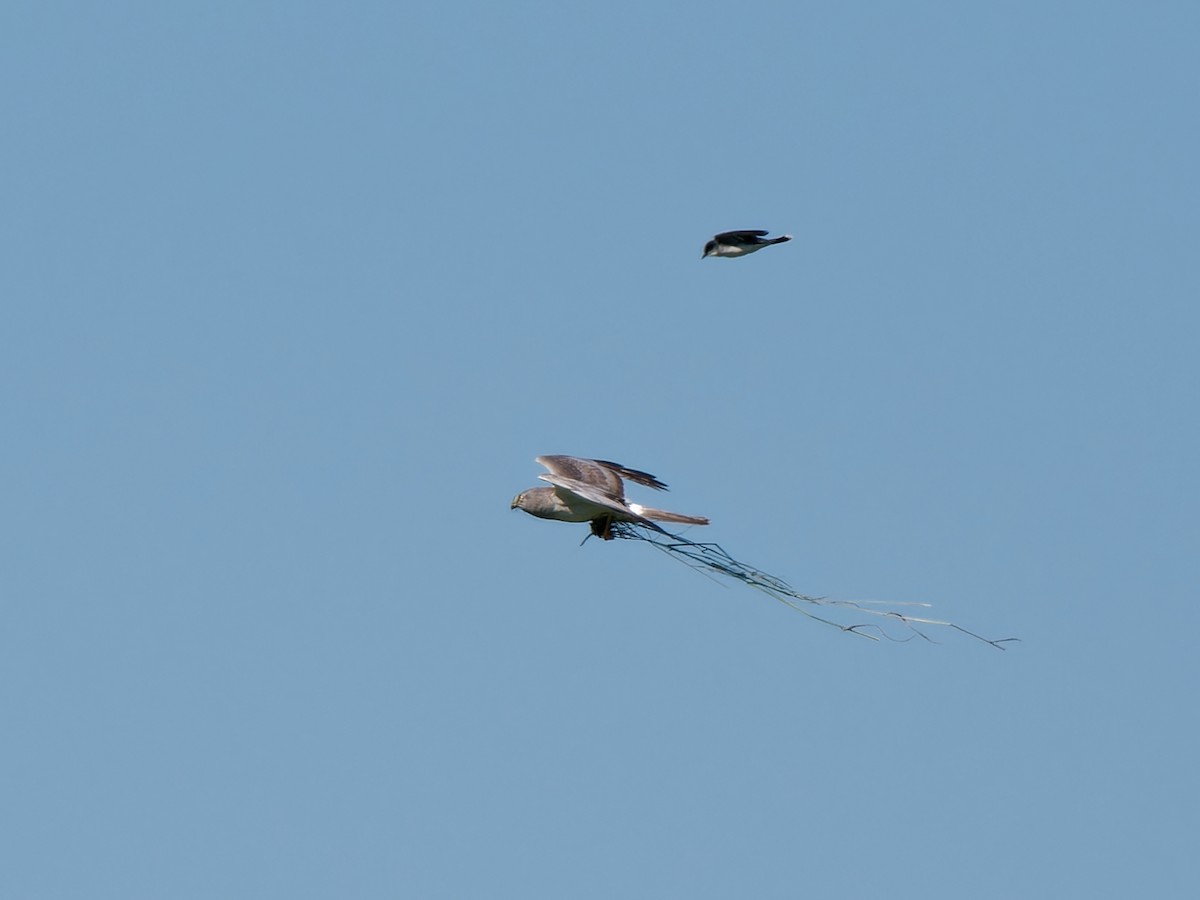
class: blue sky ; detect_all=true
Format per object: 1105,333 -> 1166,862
2,2 -> 1197,896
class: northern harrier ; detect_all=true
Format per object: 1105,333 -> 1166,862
510,455 -> 709,540
509,455 -> 1014,648
702,229 -> 792,259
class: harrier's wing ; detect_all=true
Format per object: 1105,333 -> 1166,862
538,474 -> 635,517
539,474 -> 669,534
536,455 -> 625,499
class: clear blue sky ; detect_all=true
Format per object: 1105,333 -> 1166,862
3,2 -> 1197,897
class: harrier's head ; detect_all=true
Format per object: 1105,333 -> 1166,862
510,492 -> 525,510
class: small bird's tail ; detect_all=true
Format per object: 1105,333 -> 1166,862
628,504 -> 710,527
769,235 -> 793,245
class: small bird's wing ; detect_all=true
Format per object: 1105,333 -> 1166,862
714,230 -> 770,241
536,455 -> 625,500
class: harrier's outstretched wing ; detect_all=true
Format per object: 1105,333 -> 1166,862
538,474 -> 642,520
536,455 -> 669,498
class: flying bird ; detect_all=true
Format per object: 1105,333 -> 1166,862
511,455 -> 709,540
702,229 -> 792,259
510,456 -> 1015,648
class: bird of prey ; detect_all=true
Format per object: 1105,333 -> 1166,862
509,455 -> 1015,648
702,229 -> 792,259
511,455 -> 709,540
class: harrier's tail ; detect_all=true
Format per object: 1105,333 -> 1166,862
628,504 -> 709,527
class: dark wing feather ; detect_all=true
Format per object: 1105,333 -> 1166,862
714,230 -> 769,241
592,459 -> 668,491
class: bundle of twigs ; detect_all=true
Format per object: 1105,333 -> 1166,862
604,521 -> 1017,649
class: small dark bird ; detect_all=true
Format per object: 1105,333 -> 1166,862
702,229 -> 792,259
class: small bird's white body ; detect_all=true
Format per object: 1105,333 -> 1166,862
706,243 -> 762,258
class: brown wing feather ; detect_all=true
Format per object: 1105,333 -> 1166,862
536,455 -> 625,500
